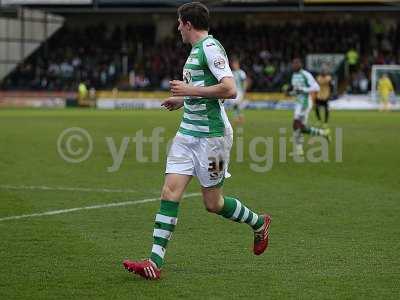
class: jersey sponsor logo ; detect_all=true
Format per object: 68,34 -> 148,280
206,42 -> 216,47
213,56 -> 226,70
183,70 -> 192,84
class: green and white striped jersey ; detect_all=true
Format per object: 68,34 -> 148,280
291,69 -> 320,107
179,35 -> 233,138
233,69 -> 247,95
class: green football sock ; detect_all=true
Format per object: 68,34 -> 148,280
303,126 -> 325,136
218,196 -> 264,231
150,200 -> 179,268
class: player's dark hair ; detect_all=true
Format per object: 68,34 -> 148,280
178,2 -> 210,31
292,57 -> 302,63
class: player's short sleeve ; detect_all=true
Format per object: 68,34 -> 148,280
203,39 -> 233,82
303,70 -> 320,92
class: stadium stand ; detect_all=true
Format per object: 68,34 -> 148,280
1,18 -> 399,93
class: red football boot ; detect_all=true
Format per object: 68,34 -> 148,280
253,214 -> 272,255
123,259 -> 161,280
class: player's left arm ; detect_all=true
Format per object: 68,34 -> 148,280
301,71 -> 320,93
170,41 -> 236,99
242,71 -> 248,96
389,80 -> 394,92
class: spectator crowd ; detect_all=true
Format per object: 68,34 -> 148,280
2,19 -> 399,93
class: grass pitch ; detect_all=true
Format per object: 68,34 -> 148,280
0,109 -> 399,299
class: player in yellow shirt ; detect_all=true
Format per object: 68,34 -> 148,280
78,81 -> 88,105
378,74 -> 394,111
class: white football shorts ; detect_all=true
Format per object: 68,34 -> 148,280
165,132 -> 233,188
294,98 -> 313,125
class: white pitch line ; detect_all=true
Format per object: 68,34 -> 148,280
0,184 -> 139,193
0,193 -> 201,222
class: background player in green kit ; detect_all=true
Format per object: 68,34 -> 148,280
290,58 -> 331,156
231,57 -> 248,125
123,2 -> 271,280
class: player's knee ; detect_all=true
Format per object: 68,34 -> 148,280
293,119 -> 303,130
292,120 -> 298,130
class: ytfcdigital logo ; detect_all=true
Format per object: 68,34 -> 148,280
57,127 -> 343,173
57,127 -> 93,163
